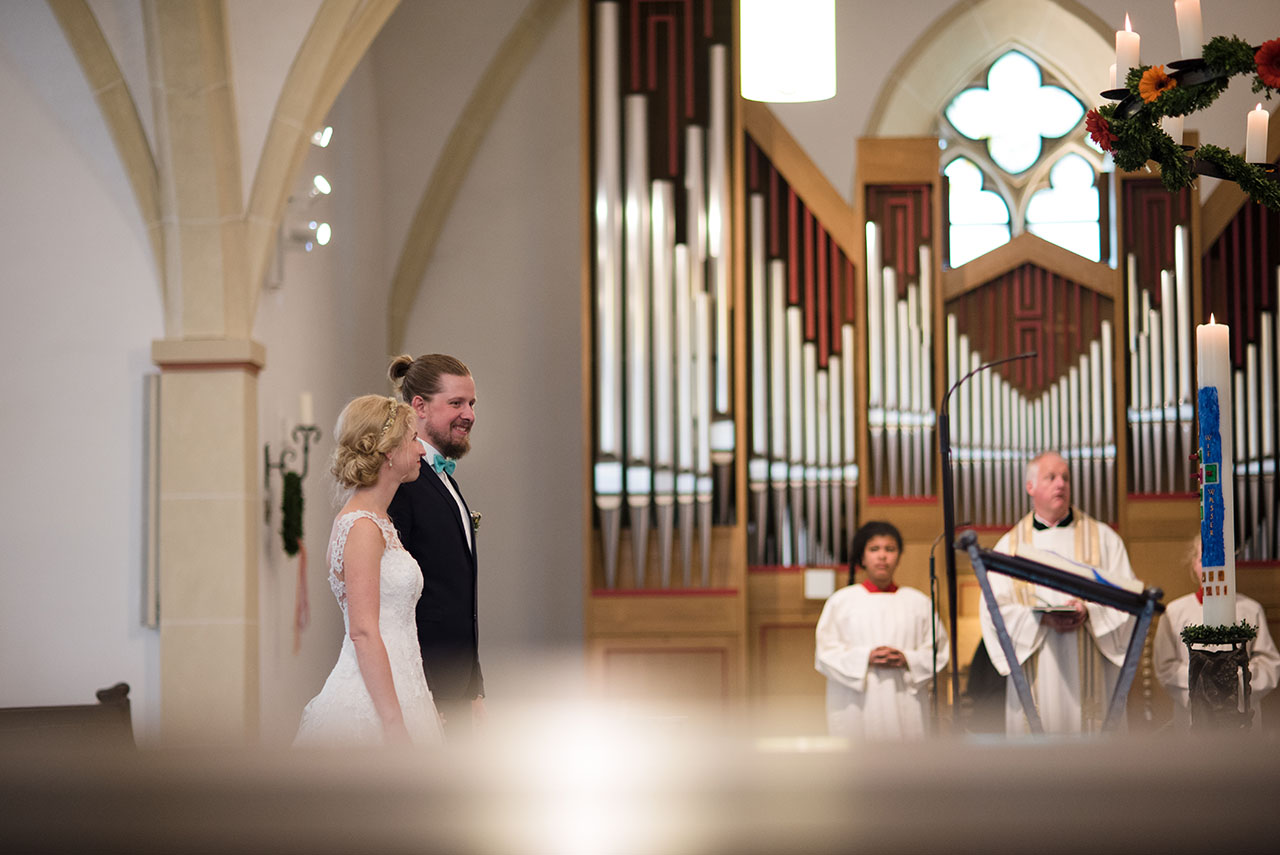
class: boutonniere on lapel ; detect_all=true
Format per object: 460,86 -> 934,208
470,511 -> 482,532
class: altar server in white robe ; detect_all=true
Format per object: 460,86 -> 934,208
1154,538 -> 1280,730
980,451 -> 1139,735
815,521 -> 949,740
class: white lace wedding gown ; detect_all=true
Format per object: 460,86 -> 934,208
294,511 -> 443,746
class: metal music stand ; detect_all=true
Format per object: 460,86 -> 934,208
958,529 -> 1164,733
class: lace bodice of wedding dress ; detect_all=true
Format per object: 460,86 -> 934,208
294,511 -> 443,746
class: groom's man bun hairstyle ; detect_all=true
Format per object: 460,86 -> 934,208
389,353 -> 471,404
331,395 -> 415,489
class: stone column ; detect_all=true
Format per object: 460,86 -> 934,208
153,338 -> 265,744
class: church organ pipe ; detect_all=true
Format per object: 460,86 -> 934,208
841,321 -> 858,559
769,260 -> 789,564
920,245 -> 936,497
787,304 -> 804,563
694,288 -> 713,585
866,223 -> 884,496
945,315 -> 1115,528
1123,214 -> 1195,498
1261,314 -> 1275,561
803,340 -> 819,564
742,143 -> 861,567
1101,319 -> 1116,524
587,2 -> 740,590
1246,344 -> 1261,560
623,92 -> 652,585
675,243 -> 695,585
883,270 -> 900,497
748,193 -> 768,565
1235,370 -> 1247,560
591,0 -> 623,588
816,357 -> 831,563
651,179 -> 676,588
707,45 -> 734,523
1149,308 -> 1165,494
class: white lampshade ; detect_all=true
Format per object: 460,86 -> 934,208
740,0 -> 836,103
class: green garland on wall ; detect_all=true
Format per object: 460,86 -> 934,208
281,470 -> 304,556
1086,36 -> 1280,208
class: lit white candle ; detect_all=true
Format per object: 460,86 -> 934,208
1115,14 -> 1140,90
1174,0 -> 1202,59
1196,317 -> 1237,626
299,391 -> 314,426
1109,63 -> 1117,89
1246,103 -> 1269,163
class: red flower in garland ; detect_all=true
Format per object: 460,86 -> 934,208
1258,38 -> 1280,89
1086,109 -> 1117,152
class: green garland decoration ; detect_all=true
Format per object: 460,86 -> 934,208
281,470 -> 304,556
1088,36 -> 1280,209
1180,619 -> 1257,646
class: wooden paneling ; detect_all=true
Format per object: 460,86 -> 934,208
589,589 -> 742,636
941,232 -> 1121,302
590,636 -> 741,712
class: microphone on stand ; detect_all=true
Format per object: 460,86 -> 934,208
930,521 -> 969,725
938,350 -> 1037,712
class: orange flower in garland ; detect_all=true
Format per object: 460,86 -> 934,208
1258,39 -> 1280,89
1138,65 -> 1177,103
1085,109 -> 1117,152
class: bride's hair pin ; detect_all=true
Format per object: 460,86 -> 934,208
379,397 -> 398,437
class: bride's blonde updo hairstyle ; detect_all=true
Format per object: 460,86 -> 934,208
331,395 -> 415,489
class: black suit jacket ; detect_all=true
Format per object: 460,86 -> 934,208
388,456 -> 483,702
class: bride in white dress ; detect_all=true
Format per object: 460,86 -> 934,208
295,395 -> 444,746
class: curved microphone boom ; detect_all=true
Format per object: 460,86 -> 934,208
937,350 -> 1037,712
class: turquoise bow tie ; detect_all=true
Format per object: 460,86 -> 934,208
431,454 -> 456,476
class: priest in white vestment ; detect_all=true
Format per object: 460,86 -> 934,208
979,451 -> 1139,735
1153,539 -> 1280,730
815,521 -> 949,740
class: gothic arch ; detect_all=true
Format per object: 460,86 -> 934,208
864,0 -> 1114,147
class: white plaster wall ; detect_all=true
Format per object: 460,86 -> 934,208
368,0 -> 525,263
382,0 -> 587,698
227,0 -> 324,205
0,7 -> 163,738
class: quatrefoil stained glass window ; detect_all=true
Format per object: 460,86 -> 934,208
942,50 -> 1101,267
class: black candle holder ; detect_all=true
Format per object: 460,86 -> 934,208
263,424 -> 322,522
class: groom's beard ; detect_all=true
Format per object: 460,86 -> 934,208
426,423 -> 471,460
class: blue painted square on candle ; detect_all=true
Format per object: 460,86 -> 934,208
1198,386 -> 1225,567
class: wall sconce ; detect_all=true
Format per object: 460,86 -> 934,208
291,220 -> 332,252
264,392 -> 321,525
311,126 -> 333,147
308,174 -> 332,198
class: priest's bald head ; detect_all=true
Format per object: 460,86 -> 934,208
1025,451 -> 1070,525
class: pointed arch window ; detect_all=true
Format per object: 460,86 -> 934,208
941,50 -> 1103,266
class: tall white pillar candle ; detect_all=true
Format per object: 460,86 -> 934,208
1115,14 -> 1140,90
1246,103 -> 1269,163
1197,318 -> 1237,626
1174,0 -> 1202,60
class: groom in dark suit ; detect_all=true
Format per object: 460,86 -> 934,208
387,353 -> 484,737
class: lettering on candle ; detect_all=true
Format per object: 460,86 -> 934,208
1198,386 -> 1225,566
